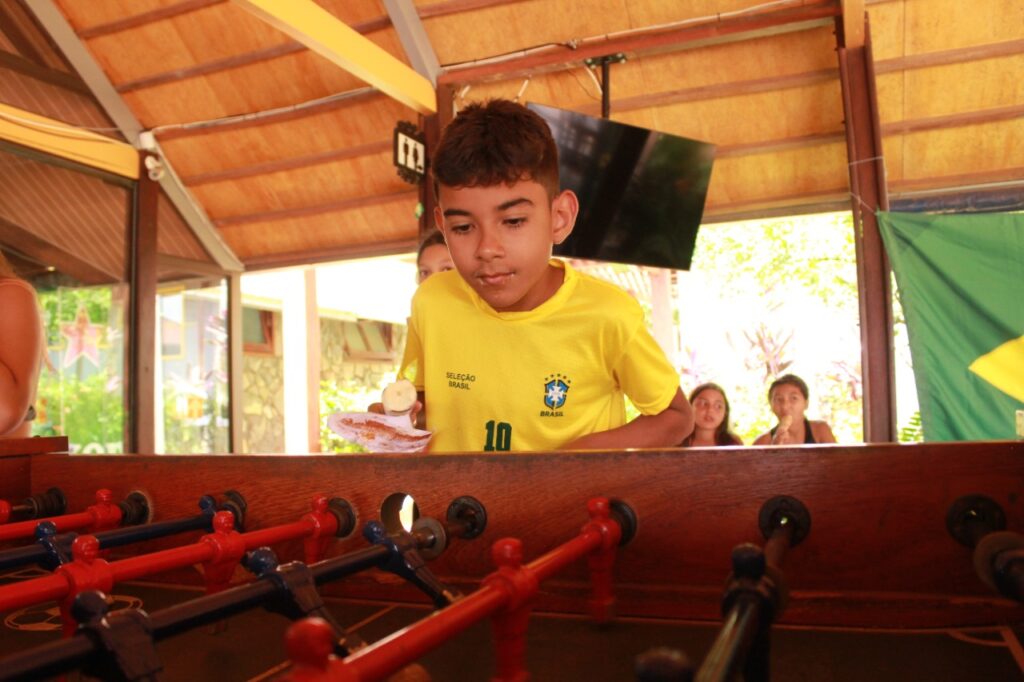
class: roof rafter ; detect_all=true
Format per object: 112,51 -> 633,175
181,139 -> 391,186
438,0 -> 841,85
383,0 -> 441,86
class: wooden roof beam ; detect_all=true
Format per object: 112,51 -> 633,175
232,0 -> 436,114
0,101 -> 138,178
214,189 -> 419,228
77,0 -> 225,39
155,87 -> 380,142
438,0 -> 841,85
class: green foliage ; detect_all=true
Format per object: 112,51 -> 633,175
32,285 -> 127,452
687,213 -> 863,444
33,372 -> 124,453
898,410 -> 924,443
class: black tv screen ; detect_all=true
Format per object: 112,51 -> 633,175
529,103 -> 715,271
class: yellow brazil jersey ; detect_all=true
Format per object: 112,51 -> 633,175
400,260 -> 679,452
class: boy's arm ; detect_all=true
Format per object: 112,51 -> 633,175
561,388 -> 692,451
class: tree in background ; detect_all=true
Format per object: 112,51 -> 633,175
681,213 -> 865,443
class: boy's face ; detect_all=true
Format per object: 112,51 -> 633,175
435,180 -> 577,312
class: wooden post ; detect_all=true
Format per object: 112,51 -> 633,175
420,83 -> 454,238
127,152 -> 159,454
837,14 -> 895,442
227,272 -> 244,453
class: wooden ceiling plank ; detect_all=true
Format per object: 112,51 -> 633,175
154,86 -> 381,141
0,49 -> 90,94
891,166 -> 1024,194
418,0 -> 531,20
716,130 -> 846,158
0,214 -> 115,284
114,14 -> 392,94
116,42 -> 305,93
112,2 -> 534,96
243,236 -> 418,270
25,0 -> 243,272
214,189 -> 418,228
437,0 -> 841,85
581,36 -> 1022,125
232,0 -> 436,114
76,0 -> 226,39
181,138 -> 391,186
875,38 -> 1024,73
157,254 -> 226,276
580,67 -> 837,117
882,104 -> 1024,135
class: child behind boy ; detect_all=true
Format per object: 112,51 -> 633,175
401,99 -> 692,452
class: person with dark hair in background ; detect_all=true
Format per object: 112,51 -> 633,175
753,373 -> 836,445
416,230 -> 453,284
398,99 -> 692,452
680,382 -> 743,447
0,250 -> 43,438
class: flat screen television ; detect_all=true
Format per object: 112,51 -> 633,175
528,103 -> 715,271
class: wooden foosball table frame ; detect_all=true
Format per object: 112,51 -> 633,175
1,437 -> 1023,680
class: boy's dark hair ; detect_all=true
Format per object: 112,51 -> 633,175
768,374 -> 809,401
416,230 -> 446,263
432,100 -> 560,200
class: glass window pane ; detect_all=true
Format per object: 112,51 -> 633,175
156,281 -> 229,454
1,148 -> 130,453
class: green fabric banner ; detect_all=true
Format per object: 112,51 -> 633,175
878,211 -> 1024,441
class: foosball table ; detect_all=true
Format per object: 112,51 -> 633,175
1,436 -> 1022,680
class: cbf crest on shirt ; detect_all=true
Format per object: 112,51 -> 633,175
543,373 -> 570,415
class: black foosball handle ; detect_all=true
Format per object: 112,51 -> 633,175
945,495 -> 1024,602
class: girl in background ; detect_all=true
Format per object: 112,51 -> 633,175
753,373 -> 836,445
680,382 -> 743,446
416,230 -> 453,283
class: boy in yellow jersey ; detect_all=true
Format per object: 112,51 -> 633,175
400,100 -> 692,452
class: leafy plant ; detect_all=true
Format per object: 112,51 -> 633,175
898,411 -> 924,443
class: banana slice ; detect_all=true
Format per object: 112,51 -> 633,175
382,379 -> 417,416
778,415 -> 793,432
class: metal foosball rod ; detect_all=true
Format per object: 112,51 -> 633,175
283,497 -> 637,682
946,494 -> 1024,603
0,491 -> 246,572
693,496 -> 811,682
0,488 -> 150,543
0,487 -> 66,524
0,495 -> 353,635
0,503 -> 485,682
